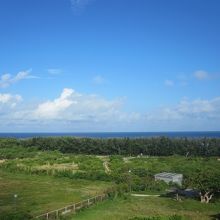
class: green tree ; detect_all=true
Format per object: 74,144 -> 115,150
185,170 -> 220,203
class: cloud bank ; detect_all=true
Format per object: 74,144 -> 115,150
0,88 -> 220,131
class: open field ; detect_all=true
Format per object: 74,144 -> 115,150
110,155 -> 220,176
0,140 -> 220,219
69,196 -> 220,220
0,170 -> 111,217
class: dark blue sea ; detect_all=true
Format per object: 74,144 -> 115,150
0,132 -> 220,139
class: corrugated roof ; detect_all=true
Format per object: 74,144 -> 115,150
155,172 -> 182,179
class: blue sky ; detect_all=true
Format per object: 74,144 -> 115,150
0,0 -> 220,132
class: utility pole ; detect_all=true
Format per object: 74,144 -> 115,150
128,170 -> 132,192
14,194 -> 18,212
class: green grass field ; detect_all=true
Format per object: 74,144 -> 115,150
68,196 -> 220,220
1,147 -> 220,219
0,170 -> 111,217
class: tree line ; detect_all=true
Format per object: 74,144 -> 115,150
0,136 -> 220,156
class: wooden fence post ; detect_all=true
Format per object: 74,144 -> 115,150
35,193 -> 107,219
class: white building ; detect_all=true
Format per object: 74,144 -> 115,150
154,172 -> 183,186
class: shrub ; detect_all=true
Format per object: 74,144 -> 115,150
0,211 -> 32,220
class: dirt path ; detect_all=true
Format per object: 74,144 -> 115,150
103,161 -> 111,174
0,159 -> 6,164
96,156 -> 111,174
123,157 -> 136,163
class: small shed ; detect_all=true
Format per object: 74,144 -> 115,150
154,172 -> 183,186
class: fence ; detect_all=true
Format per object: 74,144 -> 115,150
35,194 -> 108,219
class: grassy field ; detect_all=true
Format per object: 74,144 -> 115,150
1,147 -> 220,219
68,196 -> 220,220
0,170 -> 111,217
110,155 -> 220,177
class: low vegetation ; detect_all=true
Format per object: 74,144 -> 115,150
67,196 -> 220,220
0,170 -> 111,218
0,137 -> 220,219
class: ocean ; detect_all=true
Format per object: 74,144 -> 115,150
0,132 -> 220,139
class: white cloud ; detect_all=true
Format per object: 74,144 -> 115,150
7,88 -> 139,131
93,75 -> 105,85
164,80 -> 174,87
47,69 -> 62,75
0,87 -> 220,131
71,0 -> 95,13
193,70 -> 209,80
0,93 -> 22,108
34,88 -> 77,119
164,70 -> 219,87
145,97 -> 220,122
0,69 -> 37,88
142,97 -> 220,131
33,88 -> 126,122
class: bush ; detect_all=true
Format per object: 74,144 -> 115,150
0,211 -> 32,220
59,171 -> 113,181
130,215 -> 183,220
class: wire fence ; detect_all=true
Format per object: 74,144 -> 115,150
35,194 -> 108,219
